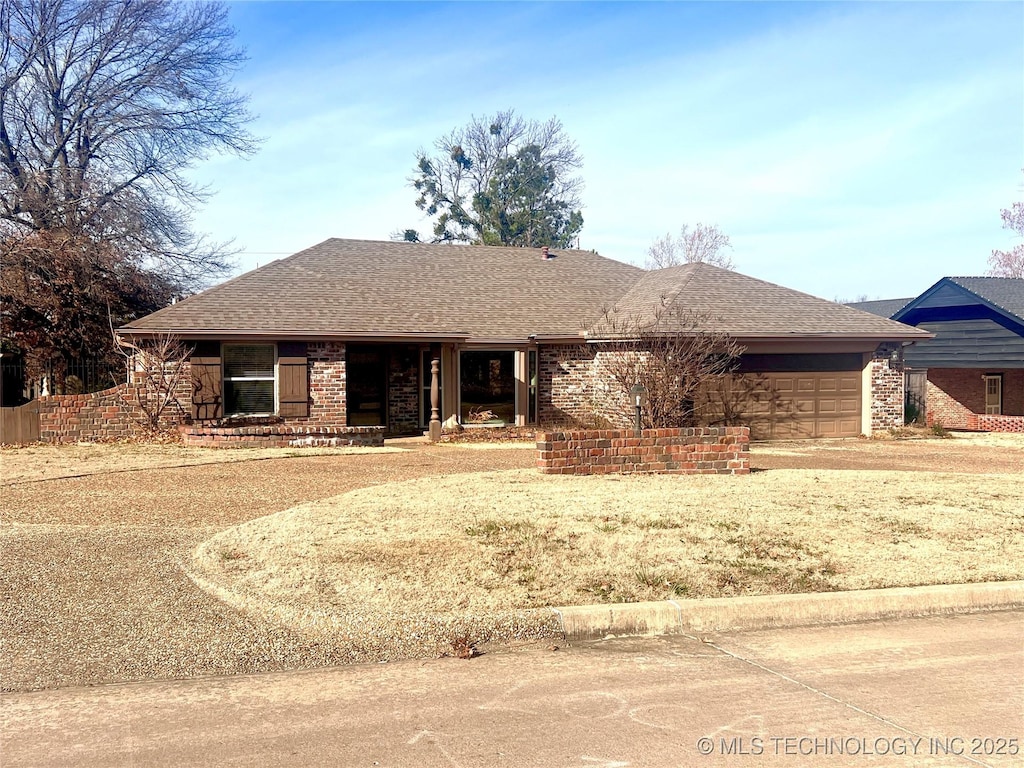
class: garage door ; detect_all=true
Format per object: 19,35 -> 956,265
741,372 -> 861,439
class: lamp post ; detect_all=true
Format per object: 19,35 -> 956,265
630,383 -> 647,436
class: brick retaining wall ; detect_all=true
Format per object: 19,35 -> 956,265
537,426 -> 750,476
37,383 -> 178,443
180,424 -> 384,448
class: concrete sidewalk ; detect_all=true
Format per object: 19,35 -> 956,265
4,610 -> 1022,767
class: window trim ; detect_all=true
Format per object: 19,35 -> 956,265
222,343 -> 278,417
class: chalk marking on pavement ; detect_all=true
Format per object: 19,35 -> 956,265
690,634 -> 994,768
407,730 -> 464,767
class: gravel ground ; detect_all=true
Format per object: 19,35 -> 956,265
1,446 -> 534,692
2,435 -> 1019,693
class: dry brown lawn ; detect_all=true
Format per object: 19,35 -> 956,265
0,442 -> 407,484
192,461 -> 1024,640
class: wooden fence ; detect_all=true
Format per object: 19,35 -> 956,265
0,401 -> 40,444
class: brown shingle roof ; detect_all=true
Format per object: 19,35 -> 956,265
589,263 -> 929,340
121,239 -> 929,342
123,239 -> 643,339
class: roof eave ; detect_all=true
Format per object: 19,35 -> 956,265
116,328 -> 472,343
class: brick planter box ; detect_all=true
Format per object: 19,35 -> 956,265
180,424 -> 385,448
537,426 -> 750,475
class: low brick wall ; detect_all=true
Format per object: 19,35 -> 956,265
965,414 -> 1024,433
38,385 -> 144,443
180,424 -> 385,448
537,426 -> 750,475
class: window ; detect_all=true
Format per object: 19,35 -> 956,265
223,344 -> 275,415
460,350 -> 515,424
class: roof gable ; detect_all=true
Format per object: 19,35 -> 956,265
894,277 -> 1024,337
589,262 -> 929,340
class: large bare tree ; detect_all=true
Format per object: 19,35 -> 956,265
645,223 -> 734,271
0,0 -> 255,382
1,0 -> 256,284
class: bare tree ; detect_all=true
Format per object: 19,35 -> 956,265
988,197 -> 1024,278
0,0 -> 256,287
590,306 -> 744,429
407,109 -> 584,247
645,224 -> 734,270
113,331 -> 193,433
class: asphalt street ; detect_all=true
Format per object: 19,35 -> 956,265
3,610 -> 1022,767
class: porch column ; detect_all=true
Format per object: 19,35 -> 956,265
428,347 -> 442,442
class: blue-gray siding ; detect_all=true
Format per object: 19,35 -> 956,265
904,320 -> 1024,369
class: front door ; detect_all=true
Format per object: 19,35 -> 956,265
984,375 -> 1002,415
347,346 -> 387,427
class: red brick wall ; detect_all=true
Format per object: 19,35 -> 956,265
179,424 -> 384,448
966,414 -> 1024,432
927,368 -> 1024,430
292,341 -> 347,426
537,426 -> 750,476
37,382 -> 182,442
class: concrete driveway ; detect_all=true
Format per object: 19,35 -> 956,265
3,610 -> 1021,767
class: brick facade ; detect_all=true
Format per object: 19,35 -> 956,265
926,368 -> 1024,431
388,345 -> 421,435
870,343 -> 905,432
298,341 -> 347,426
537,426 -> 750,475
538,344 -> 601,425
537,345 -> 642,429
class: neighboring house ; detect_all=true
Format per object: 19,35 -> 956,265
851,277 -> 1024,432
118,239 -> 928,441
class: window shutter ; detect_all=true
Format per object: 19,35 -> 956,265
277,342 -> 308,417
191,346 -> 223,420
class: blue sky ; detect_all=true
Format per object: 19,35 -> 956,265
188,1 -> 1024,301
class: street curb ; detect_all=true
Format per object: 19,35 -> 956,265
551,580 -> 1024,641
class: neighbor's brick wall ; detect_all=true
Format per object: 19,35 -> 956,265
966,413 -> 1024,432
870,344 -> 905,432
927,368 -> 1024,431
927,368 -> 1024,419
537,426 -> 750,476
925,378 -> 972,429
539,344 -> 599,425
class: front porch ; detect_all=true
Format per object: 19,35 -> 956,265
347,342 -> 541,439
